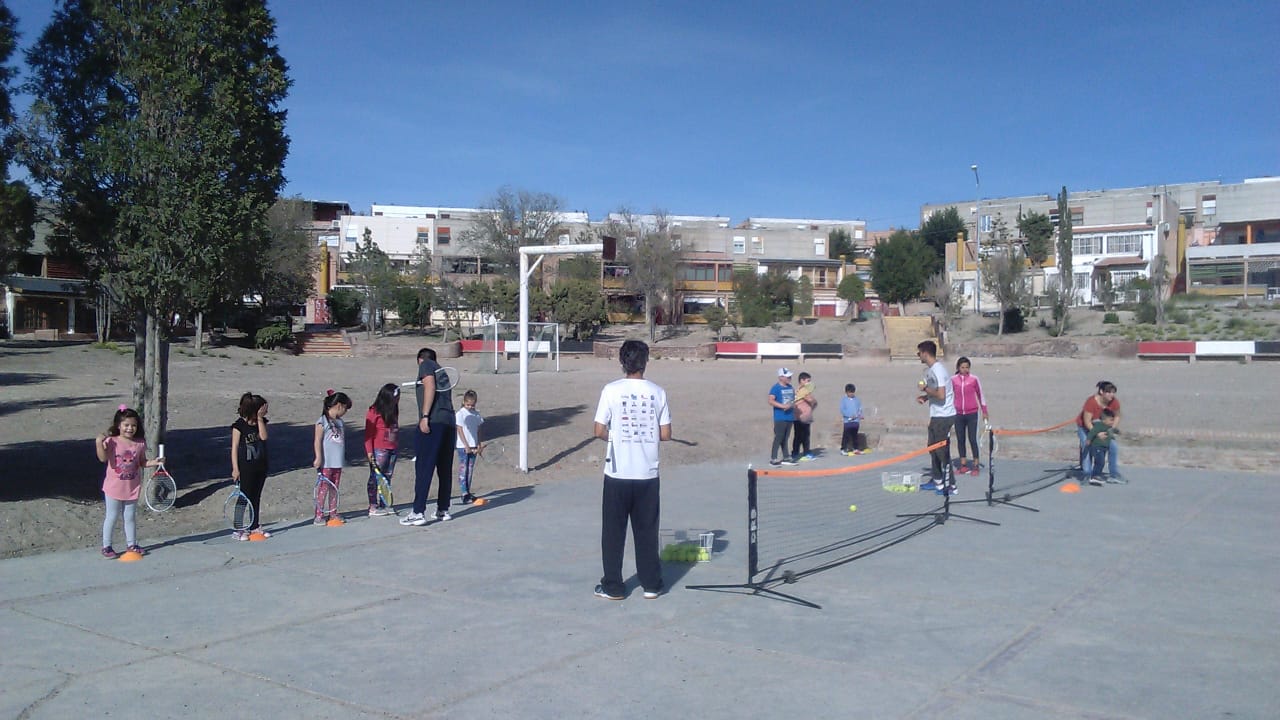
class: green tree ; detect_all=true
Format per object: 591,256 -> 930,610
611,209 -> 681,342
459,186 -> 565,276
1094,268 -> 1116,312
550,278 -> 605,340
22,0 -> 289,452
980,216 -> 1029,335
794,275 -> 814,318
870,229 -> 932,312
345,227 -> 399,336
326,287 -> 362,327
828,227 -> 855,260
702,302 -> 728,340
836,273 -> 866,319
1018,210 -> 1053,269
0,3 -> 35,277
924,272 -> 963,335
1051,186 -> 1073,335
733,267 -> 795,326
919,207 -> 965,268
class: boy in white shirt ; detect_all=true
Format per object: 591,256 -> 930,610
593,340 -> 672,600
454,390 -> 484,505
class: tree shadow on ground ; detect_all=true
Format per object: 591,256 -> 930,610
0,393 -> 111,419
0,420 -> 342,503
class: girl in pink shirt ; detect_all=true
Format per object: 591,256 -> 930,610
95,405 -> 162,559
950,357 -> 989,476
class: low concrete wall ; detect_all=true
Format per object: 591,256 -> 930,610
594,341 -> 717,361
949,337 -> 1137,359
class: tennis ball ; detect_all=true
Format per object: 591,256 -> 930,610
848,504 -> 857,512
917,380 -> 926,390
698,549 -> 710,561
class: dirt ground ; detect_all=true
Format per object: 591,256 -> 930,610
3,317 -> 1278,560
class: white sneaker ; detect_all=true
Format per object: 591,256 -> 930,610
399,512 -> 427,526
434,510 -> 452,522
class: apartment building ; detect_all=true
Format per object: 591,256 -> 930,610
922,177 -> 1280,307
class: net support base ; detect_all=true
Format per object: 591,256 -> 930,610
897,492 -> 1000,527
686,581 -> 822,609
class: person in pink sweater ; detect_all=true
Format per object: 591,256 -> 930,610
950,357 -> 989,476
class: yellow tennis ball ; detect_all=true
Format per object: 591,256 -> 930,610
848,504 -> 857,512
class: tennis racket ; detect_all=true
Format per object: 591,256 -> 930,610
314,472 -> 340,523
477,440 -> 505,465
223,479 -> 255,533
369,457 -> 394,508
144,443 -> 177,512
400,366 -> 460,393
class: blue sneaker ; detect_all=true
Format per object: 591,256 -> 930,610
799,454 -> 816,462
936,485 -> 958,497
919,481 -> 940,492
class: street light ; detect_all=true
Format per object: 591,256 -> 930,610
971,164 -> 981,315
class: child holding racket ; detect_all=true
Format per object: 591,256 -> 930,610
364,383 -> 399,517
455,389 -> 485,504
231,393 -> 270,540
96,405 -> 163,558
313,390 -> 352,525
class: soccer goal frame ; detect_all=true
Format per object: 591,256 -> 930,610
477,320 -> 560,374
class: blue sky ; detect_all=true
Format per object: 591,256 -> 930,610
7,1 -> 1279,227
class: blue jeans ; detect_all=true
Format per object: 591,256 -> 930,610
455,448 -> 478,496
413,423 -> 455,515
1077,427 -> 1120,477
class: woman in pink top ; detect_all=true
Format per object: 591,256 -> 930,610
95,405 -> 163,559
950,357 -> 988,476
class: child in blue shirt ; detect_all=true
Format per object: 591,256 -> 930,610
840,383 -> 865,455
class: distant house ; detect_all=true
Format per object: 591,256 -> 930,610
1,208 -> 95,339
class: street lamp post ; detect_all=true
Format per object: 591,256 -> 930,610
971,164 -> 981,316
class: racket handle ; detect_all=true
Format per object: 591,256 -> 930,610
159,443 -> 165,458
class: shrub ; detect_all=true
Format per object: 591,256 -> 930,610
1002,307 -> 1025,333
327,288 -> 364,327
254,324 -> 293,350
1103,312 -> 1120,324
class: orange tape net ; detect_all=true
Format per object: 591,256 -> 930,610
991,417 -> 1077,437
756,440 -> 947,478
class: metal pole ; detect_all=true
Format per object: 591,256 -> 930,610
517,243 -> 605,472
971,164 -> 981,315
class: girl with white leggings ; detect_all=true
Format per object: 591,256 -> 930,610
96,405 -> 162,559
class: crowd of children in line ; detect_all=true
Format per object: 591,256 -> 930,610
96,351 -> 490,558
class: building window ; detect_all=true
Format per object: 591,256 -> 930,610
718,266 -> 732,282
416,228 -> 430,245
1105,233 -> 1143,254
437,226 -> 450,245
733,236 -> 746,254
1072,235 -> 1103,255
1071,207 -> 1084,225
1202,195 -> 1217,217
814,237 -> 826,256
751,236 -> 763,253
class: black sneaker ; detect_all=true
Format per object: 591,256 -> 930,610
769,460 -> 782,466
1088,476 -> 1104,486
461,493 -> 476,505
594,584 -> 623,600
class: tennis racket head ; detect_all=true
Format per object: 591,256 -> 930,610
144,466 -> 177,512
369,459 -> 394,507
224,486 -> 255,532
478,441 -> 505,464
314,473 -> 339,517
434,366 -> 459,393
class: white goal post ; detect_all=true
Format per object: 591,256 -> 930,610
517,242 -> 606,472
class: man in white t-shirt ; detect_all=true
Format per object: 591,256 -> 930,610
592,340 -> 672,600
916,340 -> 956,493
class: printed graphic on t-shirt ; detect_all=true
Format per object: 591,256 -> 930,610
244,431 -> 262,462
115,447 -> 139,483
616,392 -> 659,443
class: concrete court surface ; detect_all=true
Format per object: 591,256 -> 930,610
1,458 -> 1277,720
